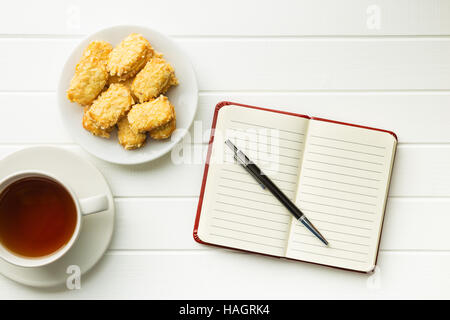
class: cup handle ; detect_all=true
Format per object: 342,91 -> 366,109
79,195 -> 109,216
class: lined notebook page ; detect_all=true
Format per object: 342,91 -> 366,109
197,105 -> 309,256
285,119 -> 397,272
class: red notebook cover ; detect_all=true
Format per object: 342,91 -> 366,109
193,101 -> 397,273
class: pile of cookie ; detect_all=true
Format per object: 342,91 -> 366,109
67,33 -> 178,150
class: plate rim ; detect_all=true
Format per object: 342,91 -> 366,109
57,24 -> 198,165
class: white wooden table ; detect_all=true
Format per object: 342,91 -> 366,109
0,0 -> 450,299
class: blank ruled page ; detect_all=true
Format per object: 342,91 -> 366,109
285,119 -> 397,271
197,105 -> 309,256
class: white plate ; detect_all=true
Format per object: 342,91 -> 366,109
57,25 -> 198,165
0,147 -> 114,287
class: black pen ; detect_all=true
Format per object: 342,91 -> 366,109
225,139 -> 328,246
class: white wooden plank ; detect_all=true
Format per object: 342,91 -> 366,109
2,92 -> 450,144
0,93 -> 70,143
0,39 -> 74,91
196,93 -> 450,144
0,145 -> 204,197
183,38 -> 450,91
1,0 -> 449,36
0,144 -> 447,197
1,39 -> 450,91
111,198 -> 202,250
380,198 -> 450,251
110,198 -> 450,251
0,251 -> 448,299
390,144 -> 450,197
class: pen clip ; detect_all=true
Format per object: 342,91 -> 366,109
225,140 -> 265,190
233,155 -> 266,190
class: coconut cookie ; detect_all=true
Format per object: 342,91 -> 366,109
107,33 -> 154,81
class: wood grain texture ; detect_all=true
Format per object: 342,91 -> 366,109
1,39 -> 450,91
1,92 -> 449,144
0,0 -> 449,36
0,144 -> 448,198
0,0 -> 449,299
109,198 -> 450,251
0,251 -> 447,299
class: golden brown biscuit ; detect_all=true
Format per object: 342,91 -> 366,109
149,108 -> 176,140
131,57 -> 178,103
82,106 -> 112,138
107,76 -> 139,101
108,52 -> 163,84
87,83 -> 134,129
108,75 -> 134,87
128,95 -> 174,133
117,117 -> 147,150
67,41 -> 112,106
107,33 -> 154,81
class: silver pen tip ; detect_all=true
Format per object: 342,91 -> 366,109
301,216 -> 329,246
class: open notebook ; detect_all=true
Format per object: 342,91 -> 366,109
194,102 -> 397,272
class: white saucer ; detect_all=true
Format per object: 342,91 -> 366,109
0,146 -> 114,287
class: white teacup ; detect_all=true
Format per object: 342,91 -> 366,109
0,170 -> 108,268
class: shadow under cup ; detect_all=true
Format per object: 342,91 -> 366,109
0,172 -> 80,267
